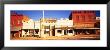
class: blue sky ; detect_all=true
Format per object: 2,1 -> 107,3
11,10 -> 100,21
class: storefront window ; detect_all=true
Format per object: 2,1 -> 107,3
68,30 -> 73,33
29,29 -> 34,34
24,29 -> 28,34
35,29 -> 39,34
44,30 -> 49,34
57,30 -> 62,33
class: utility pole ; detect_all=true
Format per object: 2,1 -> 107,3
40,18 -> 41,37
40,10 -> 45,37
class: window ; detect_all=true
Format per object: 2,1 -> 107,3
35,29 -> 39,34
84,11 -> 86,13
12,21 -> 14,25
76,15 -> 79,20
51,26 -> 55,29
18,20 -> 20,24
24,29 -> 28,34
57,30 -> 62,33
68,30 -> 73,33
79,11 -> 81,13
82,16 -> 85,21
24,29 -> 28,32
44,30 -> 49,34
29,30 -> 34,33
78,11 -> 80,13
44,26 -> 50,29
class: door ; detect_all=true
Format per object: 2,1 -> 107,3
64,30 -> 67,35
52,29 -> 55,36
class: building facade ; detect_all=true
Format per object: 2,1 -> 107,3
22,19 -> 35,37
11,11 -> 100,38
55,18 -> 74,36
12,17 -> 75,38
39,18 -> 56,37
11,12 -> 30,38
69,11 -> 100,35
69,10 -> 96,28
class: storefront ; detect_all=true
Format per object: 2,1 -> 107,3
55,27 -> 74,36
74,28 -> 100,35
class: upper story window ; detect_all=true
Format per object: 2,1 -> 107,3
76,15 -> 79,20
44,26 -> 50,29
12,21 -> 14,25
84,11 -> 86,13
18,20 -> 20,24
82,16 -> 85,21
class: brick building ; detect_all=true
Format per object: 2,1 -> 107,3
69,10 -> 96,28
69,10 -> 100,35
11,11 -> 30,38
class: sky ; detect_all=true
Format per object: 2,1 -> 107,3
11,10 -> 100,21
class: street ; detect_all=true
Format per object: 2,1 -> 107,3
11,34 -> 100,40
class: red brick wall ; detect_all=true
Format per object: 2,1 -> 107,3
11,12 -> 30,38
11,12 -> 30,27
72,11 -> 96,28
11,14 -> 23,27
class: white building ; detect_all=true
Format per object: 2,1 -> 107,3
55,18 -> 74,36
21,18 -> 75,37
22,19 -> 34,37
40,18 -> 56,37
34,21 -> 40,37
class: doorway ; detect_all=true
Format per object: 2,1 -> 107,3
64,30 -> 67,35
52,29 -> 55,36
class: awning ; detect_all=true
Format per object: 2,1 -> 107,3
74,28 -> 100,29
55,27 -> 74,29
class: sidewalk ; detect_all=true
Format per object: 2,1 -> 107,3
11,34 -> 100,40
